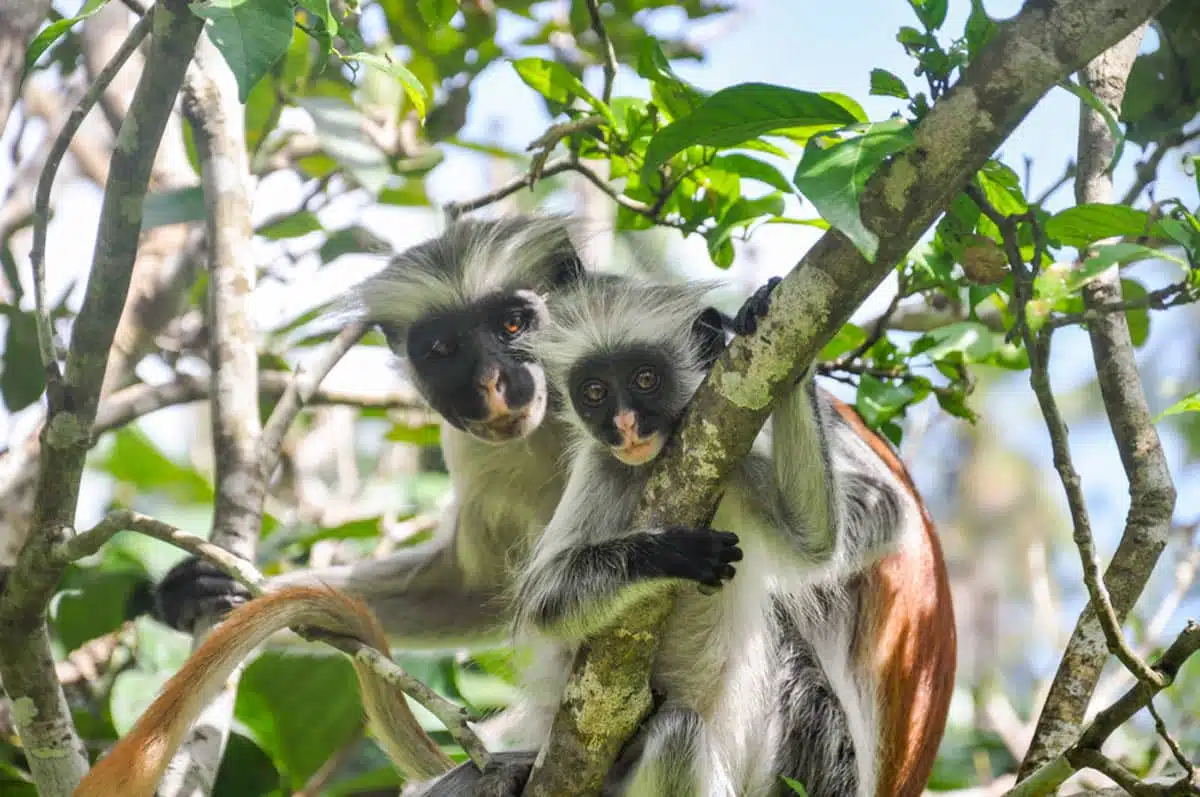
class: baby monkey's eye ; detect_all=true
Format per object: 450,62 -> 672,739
428,339 -> 454,358
500,309 -> 530,338
631,366 -> 660,392
580,380 -> 609,406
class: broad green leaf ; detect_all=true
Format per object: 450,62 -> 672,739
257,210 -> 324,239
712,154 -> 798,196
818,323 -> 868,360
705,193 -> 786,267
1155,390 -> 1200,423
417,0 -> 459,27
51,571 -> 145,651
1120,278 -> 1151,347
642,83 -> 864,180
0,308 -> 44,412
964,0 -> 998,59
235,650 -> 366,785
24,0 -> 110,75
386,421 -> 443,447
212,732 -> 282,796
343,51 -> 428,120
510,58 -> 613,124
870,68 -> 910,99
191,0 -> 297,104
142,186 -> 207,230
792,118 -> 914,261
909,0 -> 948,30
1083,242 -> 1189,272
295,0 -> 337,34
320,225 -> 392,264
296,97 -> 391,194
856,373 -> 917,429
96,428 -> 215,504
110,669 -> 174,736
636,38 -> 709,121
1045,203 -> 1155,250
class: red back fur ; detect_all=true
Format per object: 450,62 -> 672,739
827,394 -> 957,797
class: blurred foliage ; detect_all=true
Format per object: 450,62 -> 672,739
3,0 -> 1200,794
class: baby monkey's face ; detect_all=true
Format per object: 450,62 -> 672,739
568,346 -> 677,466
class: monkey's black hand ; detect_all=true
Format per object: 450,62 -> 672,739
732,276 -> 782,336
650,527 -> 742,590
412,751 -> 535,797
149,556 -> 253,634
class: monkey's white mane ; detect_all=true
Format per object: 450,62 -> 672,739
332,214 -> 595,333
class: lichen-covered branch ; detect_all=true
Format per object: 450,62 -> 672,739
1019,24 -> 1180,778
520,0 -> 1173,793
155,36 -> 261,797
0,3 -> 206,796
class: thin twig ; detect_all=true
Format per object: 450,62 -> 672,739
1121,127 -> 1200,207
1033,160 -> 1076,206
259,323 -> 369,476
28,6 -> 155,393
583,0 -> 617,104
1145,699 -> 1194,780
52,510 -> 266,593
1045,280 -> 1199,329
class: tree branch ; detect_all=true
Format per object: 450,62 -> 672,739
157,38 -> 261,797
0,4 -> 206,795
1020,23 -> 1179,778
584,0 -> 617,104
519,1 -> 1174,793
28,5 -> 155,391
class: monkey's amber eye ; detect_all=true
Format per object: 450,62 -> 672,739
501,309 -> 529,338
631,366 -> 660,392
580,380 -> 608,406
429,339 -> 453,357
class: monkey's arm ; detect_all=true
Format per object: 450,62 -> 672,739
75,586 -> 452,797
514,457 -> 741,640
153,501 -> 514,651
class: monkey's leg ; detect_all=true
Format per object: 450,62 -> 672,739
603,705 -> 728,797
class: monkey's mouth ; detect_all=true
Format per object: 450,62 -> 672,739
466,411 -> 535,442
613,435 -> 664,466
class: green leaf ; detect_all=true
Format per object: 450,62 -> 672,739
908,0 -> 948,30
235,650 -> 366,786
0,308 -> 44,412
257,210 -> 324,240
511,58 -> 613,124
869,68 -> 910,99
212,732 -> 283,796
296,0 -> 337,33
417,0 -> 458,28
110,669 -> 174,736
386,421 -> 442,447
635,38 -> 709,121
1120,278 -> 1150,347
782,775 -> 810,795
642,83 -> 864,181
964,0 -> 998,59
142,186 -> 207,230
319,225 -> 392,264
704,193 -> 786,267
712,153 -> 799,196
1083,242 -> 1189,272
1045,203 -> 1156,250
96,428 -> 215,504
1155,390 -> 1200,423
1059,79 -> 1126,174
24,0 -> 110,75
343,51 -> 428,120
856,373 -> 917,428
792,118 -> 914,262
296,96 -> 391,194
818,323 -> 868,360
191,0 -> 297,104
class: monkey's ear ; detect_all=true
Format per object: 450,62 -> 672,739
547,240 -> 586,286
691,307 -> 727,369
376,322 -> 405,353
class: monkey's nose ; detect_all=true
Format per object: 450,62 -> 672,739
614,410 -> 637,434
478,369 -> 506,396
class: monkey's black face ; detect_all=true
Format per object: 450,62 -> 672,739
569,347 -> 676,466
393,291 -> 550,443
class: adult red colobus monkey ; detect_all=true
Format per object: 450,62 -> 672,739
417,277 -> 956,797
73,586 -> 452,797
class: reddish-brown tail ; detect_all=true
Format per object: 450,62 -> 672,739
73,585 -> 452,797
828,395 -> 957,797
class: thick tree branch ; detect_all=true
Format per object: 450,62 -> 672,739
1020,24 -> 1179,778
519,1 -> 1173,793
0,4 -> 205,796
